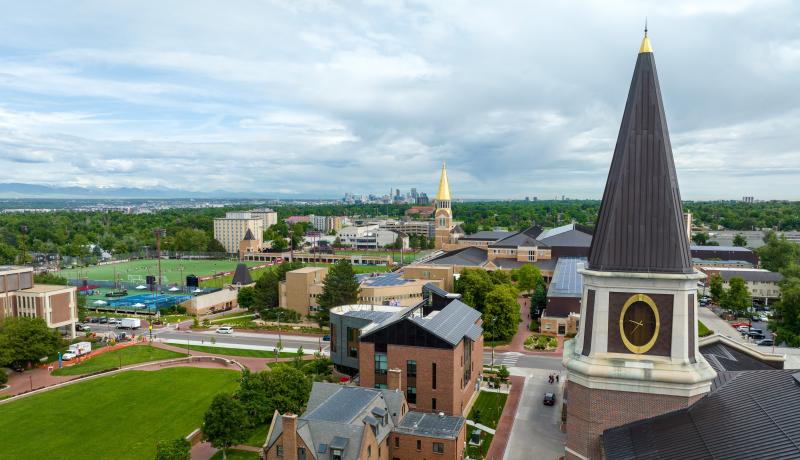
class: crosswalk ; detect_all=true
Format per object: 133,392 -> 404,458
485,351 -> 521,368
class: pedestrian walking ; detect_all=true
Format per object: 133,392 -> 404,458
556,374 -> 560,383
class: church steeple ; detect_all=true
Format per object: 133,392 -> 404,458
588,29 -> 692,274
436,162 -> 451,201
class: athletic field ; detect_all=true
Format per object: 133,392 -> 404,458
60,259 -> 263,283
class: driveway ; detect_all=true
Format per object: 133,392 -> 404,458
504,368 -> 565,460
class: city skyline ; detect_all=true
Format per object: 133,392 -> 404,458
1,2 -> 799,199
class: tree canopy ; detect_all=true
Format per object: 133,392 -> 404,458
758,231 -> 799,272
236,366 -> 312,427
482,284 -> 521,341
202,393 -> 247,460
317,260 -> 360,318
0,317 -> 62,367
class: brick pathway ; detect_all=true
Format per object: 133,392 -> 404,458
485,375 -> 525,460
492,297 -> 564,357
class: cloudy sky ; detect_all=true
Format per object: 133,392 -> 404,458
1,0 -> 799,199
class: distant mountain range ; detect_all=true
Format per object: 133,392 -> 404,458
0,182 -> 292,199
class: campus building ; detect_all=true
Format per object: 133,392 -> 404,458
213,212 -> 264,254
279,269 -> 440,317
327,285 -> 483,417
434,163 -> 456,249
264,381 -> 466,460
249,208 -> 278,229
311,215 -> 344,233
337,225 -> 402,249
0,266 -> 78,337
699,267 -> 783,304
540,257 -> 584,336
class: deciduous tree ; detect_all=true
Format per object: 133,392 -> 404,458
0,317 -> 62,367
155,438 -> 190,460
483,284 -> 520,341
709,274 -> 724,304
202,393 -> 247,460
236,366 -> 312,427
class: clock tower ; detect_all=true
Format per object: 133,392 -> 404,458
563,30 -> 716,460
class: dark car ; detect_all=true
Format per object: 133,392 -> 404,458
543,393 -> 556,406
756,339 -> 774,347
322,335 -> 331,342
98,317 -> 109,324
747,331 -> 765,340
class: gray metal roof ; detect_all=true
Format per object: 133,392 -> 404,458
357,272 -> 413,287
304,386 -> 380,423
460,230 -> 514,241
491,259 -> 525,269
489,225 -> 542,248
341,309 -> 397,323
428,246 -> 488,267
716,269 -> 783,283
588,50 -> 693,274
411,299 -> 481,346
547,258 -> 585,298
603,370 -> 800,460
394,411 -> 465,439
536,223 -> 593,247
700,341 -> 777,373
690,245 -> 753,252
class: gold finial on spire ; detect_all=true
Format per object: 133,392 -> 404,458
436,162 -> 451,201
639,19 -> 653,54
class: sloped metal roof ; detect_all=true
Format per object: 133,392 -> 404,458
547,258 -> 585,298
231,263 -> 253,285
411,299 -> 481,346
394,411 -> 465,439
588,50 -> 693,274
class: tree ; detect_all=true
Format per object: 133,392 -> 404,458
155,438 -> 191,460
237,286 -> 256,310
709,274 -> 724,304
732,233 -> 748,247
722,277 -> 751,317
455,268 -> 494,311
332,236 -> 343,248
0,317 -> 62,367
207,238 -> 227,253
531,284 -> 547,316
692,232 -> 711,245
236,366 -> 312,427
497,365 -> 510,384
34,273 -> 69,285
512,264 -> 543,295
772,277 -> 800,347
252,271 -> 280,310
173,228 -> 209,252
202,393 -> 247,460
758,231 -> 799,272
271,238 -> 288,252
317,260 -> 360,323
488,269 -> 513,286
482,284 -> 520,341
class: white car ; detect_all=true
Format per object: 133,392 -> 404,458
108,318 -> 120,325
758,315 -> 768,322
736,326 -> 750,333
216,326 -> 234,334
62,352 -> 76,360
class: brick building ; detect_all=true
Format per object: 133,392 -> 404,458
0,266 -> 78,337
264,381 -> 466,460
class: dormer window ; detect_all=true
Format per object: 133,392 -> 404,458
331,449 -> 342,460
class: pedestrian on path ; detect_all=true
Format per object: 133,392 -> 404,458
556,374 -> 560,383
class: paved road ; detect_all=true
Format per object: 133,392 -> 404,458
155,328 -> 329,352
504,368 -> 566,460
483,351 -> 564,371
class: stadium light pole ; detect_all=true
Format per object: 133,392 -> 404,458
154,229 -> 166,295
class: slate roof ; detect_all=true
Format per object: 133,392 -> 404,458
716,269 -> 783,283
427,246 -> 488,267
547,258 -> 585,298
394,412 -> 465,439
700,341 -> 778,373
243,228 -> 256,240
489,225 -> 543,248
459,230 -> 515,241
536,223 -> 593,247
588,48 -> 693,274
603,370 -> 800,460
411,299 -> 482,346
231,263 -> 253,285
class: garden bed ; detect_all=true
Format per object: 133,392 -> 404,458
524,334 -> 558,351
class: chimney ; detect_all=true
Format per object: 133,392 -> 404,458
281,413 -> 298,460
387,368 -> 402,391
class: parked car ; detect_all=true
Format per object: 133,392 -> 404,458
543,393 -> 556,406
62,352 -> 76,361
736,326 -> 750,333
322,335 -> 331,342
76,323 -> 91,332
98,317 -> 109,324
758,315 -> 769,322
108,318 -> 121,325
731,322 -> 750,329
216,326 -> 234,334
747,331 -> 765,340
756,339 -> 774,346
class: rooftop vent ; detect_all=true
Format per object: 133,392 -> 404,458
793,372 -> 800,386
438,411 -> 445,418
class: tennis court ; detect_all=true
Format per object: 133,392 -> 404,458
106,293 -> 192,313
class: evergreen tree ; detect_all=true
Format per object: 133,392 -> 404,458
202,393 -> 247,460
317,260 -> 360,323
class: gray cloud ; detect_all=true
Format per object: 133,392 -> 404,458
0,0 -> 797,199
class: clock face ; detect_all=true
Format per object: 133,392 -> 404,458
619,294 -> 660,354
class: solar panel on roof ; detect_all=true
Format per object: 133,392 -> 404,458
318,443 -> 327,454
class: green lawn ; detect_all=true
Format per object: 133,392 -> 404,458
61,259 -> 262,283
186,344 -> 301,358
243,423 -> 270,447
698,320 -> 712,337
52,345 -> 187,376
0,367 -> 239,460
211,449 -> 261,460
466,391 -> 508,460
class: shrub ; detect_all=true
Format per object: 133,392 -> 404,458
0,370 -> 8,386
259,308 -> 301,323
528,320 -> 539,332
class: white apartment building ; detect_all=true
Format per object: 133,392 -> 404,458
213,212 -> 264,254
337,225 -> 401,249
311,215 -> 344,233
249,208 -> 278,229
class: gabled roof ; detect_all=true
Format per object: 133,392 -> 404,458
715,269 -> 783,283
427,246 -> 488,267
698,334 -> 784,373
410,299 -> 482,346
394,412 -> 465,439
243,228 -> 256,241
489,225 -> 543,248
536,223 -> 593,247
459,230 -> 515,241
588,41 -> 693,274
231,263 -> 253,285
602,370 -> 800,460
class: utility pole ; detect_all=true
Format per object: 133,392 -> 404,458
154,228 -> 166,295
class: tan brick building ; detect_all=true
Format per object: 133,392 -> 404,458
213,212 -> 264,254
264,381 -> 466,460
0,266 -> 78,337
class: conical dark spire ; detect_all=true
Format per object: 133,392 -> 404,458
588,34 -> 693,274
232,263 -> 253,285
243,228 -> 256,241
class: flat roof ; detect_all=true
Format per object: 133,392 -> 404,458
289,267 -> 327,274
394,411 -> 465,439
20,284 -> 73,293
0,265 -> 33,274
